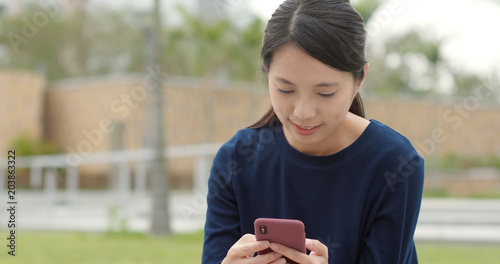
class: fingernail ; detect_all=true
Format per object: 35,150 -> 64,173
279,258 -> 287,264
260,241 -> 269,248
270,243 -> 280,250
274,252 -> 282,258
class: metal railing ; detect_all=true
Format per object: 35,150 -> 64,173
0,143 -> 222,206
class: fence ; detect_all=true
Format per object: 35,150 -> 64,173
0,143 -> 222,208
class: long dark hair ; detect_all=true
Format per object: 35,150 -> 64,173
250,0 -> 367,129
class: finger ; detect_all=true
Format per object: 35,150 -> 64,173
269,243 -> 308,263
306,239 -> 329,258
268,256 -> 287,264
256,251 -> 285,264
228,234 -> 270,259
239,233 -> 257,243
232,241 -> 270,258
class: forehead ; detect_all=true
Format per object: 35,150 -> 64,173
269,44 -> 351,83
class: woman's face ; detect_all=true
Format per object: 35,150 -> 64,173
268,44 -> 364,156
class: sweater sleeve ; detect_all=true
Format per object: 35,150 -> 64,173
359,153 -> 425,264
202,138 -> 242,264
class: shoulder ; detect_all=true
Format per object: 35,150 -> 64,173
215,126 -> 280,158
369,120 -> 418,153
367,119 -> 424,167
367,121 -> 425,199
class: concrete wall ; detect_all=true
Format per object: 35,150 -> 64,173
44,75 -> 270,186
0,70 -> 45,155
366,96 -> 500,159
46,75 -> 500,159
3,71 -> 499,188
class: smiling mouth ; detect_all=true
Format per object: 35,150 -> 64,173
291,121 -> 321,130
291,122 -> 321,136
297,125 -> 317,130
291,120 -> 319,129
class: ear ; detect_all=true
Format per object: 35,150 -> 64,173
354,63 -> 369,94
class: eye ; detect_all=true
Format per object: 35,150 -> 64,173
318,92 -> 336,98
277,88 -> 293,95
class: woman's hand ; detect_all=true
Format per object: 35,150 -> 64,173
269,238 -> 328,264
222,234 -> 287,264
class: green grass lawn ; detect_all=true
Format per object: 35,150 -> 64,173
1,230 -> 499,263
0,230 -> 203,264
416,242 -> 500,264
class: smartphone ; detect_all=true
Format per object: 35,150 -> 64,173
254,218 -> 306,264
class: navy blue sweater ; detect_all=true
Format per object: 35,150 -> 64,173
202,120 -> 424,264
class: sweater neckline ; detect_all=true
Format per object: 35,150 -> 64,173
274,119 -> 379,167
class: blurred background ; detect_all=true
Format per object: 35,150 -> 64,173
0,0 -> 499,263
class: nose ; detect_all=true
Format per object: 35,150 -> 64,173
293,95 -> 315,120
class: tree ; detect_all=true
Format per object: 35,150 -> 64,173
162,6 -> 263,82
0,2 -> 143,80
365,30 -> 442,95
149,0 -> 170,236
353,0 -> 380,22
356,0 -> 493,98
365,29 -> 488,97
0,2 -> 264,82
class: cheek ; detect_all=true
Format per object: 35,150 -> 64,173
270,98 -> 286,119
269,91 -> 286,113
319,95 -> 352,119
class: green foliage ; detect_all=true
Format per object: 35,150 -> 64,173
438,154 -> 500,170
163,6 -> 264,81
385,31 -> 442,65
0,2 -> 143,80
107,205 -> 130,233
422,189 -> 451,198
451,72 -> 484,97
0,3 -> 264,82
365,30 -> 442,95
365,28 -> 491,97
9,132 -> 59,156
467,192 -> 500,199
423,188 -> 500,199
353,0 -> 380,22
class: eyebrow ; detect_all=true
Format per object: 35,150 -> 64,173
275,76 -> 339,88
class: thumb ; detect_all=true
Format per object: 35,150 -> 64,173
306,239 -> 328,258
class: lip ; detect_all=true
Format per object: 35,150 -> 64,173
291,122 -> 321,136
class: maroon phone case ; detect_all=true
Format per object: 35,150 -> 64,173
254,218 -> 306,264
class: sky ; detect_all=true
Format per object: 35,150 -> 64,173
370,0 -> 500,77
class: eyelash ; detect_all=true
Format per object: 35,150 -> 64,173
277,89 -> 293,95
319,92 -> 336,98
276,88 -> 335,97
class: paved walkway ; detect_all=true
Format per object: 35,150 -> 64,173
1,190 -> 500,243
415,198 -> 500,243
1,190 -> 207,234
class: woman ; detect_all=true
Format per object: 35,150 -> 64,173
202,0 -> 424,263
